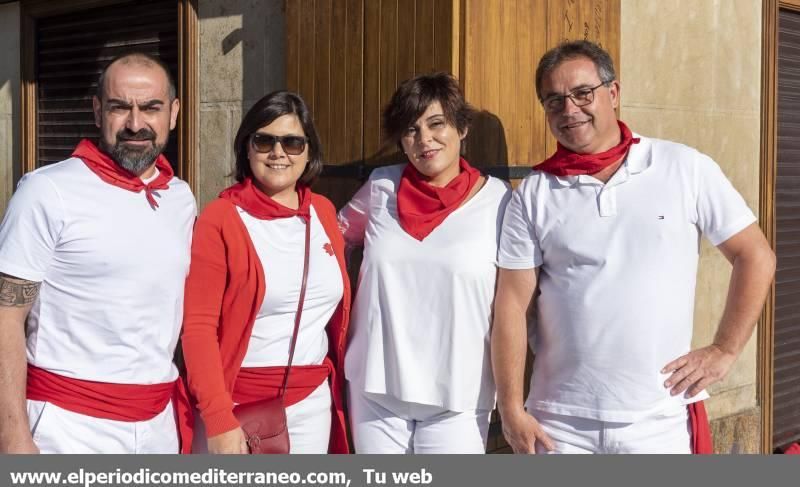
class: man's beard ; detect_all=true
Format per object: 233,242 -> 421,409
100,128 -> 166,176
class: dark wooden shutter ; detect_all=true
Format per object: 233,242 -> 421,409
35,0 -> 179,169
774,7 -> 800,451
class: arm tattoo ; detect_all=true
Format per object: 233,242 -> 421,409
0,273 -> 41,307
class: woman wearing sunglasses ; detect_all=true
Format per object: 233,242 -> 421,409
339,73 -> 511,453
181,91 -> 350,454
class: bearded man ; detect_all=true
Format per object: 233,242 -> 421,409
0,52 -> 196,453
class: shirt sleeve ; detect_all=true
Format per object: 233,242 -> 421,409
694,154 -> 757,246
337,177 -> 372,247
0,172 -> 65,282
498,182 -> 543,269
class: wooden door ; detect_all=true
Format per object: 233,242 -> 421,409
286,0 -> 456,206
287,0 -> 619,200
460,0 -> 620,178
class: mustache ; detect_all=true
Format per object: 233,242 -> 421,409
116,129 -> 156,142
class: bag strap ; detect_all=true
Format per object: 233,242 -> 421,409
279,217 -> 311,397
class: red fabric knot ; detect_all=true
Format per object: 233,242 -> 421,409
396,157 -> 481,241
72,139 -> 173,210
534,120 -> 640,176
219,178 -> 312,221
144,187 -> 161,208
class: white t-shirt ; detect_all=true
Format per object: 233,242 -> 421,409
238,206 -> 344,367
339,164 -> 511,412
0,157 -> 197,384
498,135 -> 756,422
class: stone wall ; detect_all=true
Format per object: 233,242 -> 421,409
197,0 -> 286,207
620,0 -> 763,451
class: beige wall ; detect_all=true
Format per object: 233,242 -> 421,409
197,0 -> 286,207
620,0 -> 762,421
0,2 -> 20,215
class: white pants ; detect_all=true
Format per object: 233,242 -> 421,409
27,399 -> 178,454
348,387 -> 491,454
192,381 -> 332,454
532,406 -> 692,454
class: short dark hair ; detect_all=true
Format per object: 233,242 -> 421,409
96,52 -> 176,100
382,72 -> 474,146
233,91 -> 323,186
535,40 -> 616,101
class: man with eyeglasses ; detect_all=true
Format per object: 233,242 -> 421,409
0,52 -> 196,453
491,40 -> 775,454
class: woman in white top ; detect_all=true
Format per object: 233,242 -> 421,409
339,73 -> 511,453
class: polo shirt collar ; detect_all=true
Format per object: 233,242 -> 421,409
551,133 -> 652,187
625,134 -> 652,175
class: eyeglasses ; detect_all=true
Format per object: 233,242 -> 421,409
541,81 -> 612,113
250,133 -> 308,155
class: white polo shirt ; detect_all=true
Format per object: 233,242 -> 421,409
498,135 -> 756,422
238,205 -> 344,367
340,164 -> 511,412
0,157 -> 197,385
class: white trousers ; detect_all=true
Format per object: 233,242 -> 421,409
27,399 -> 178,454
348,387 -> 491,454
532,406 -> 692,454
192,381 -> 332,454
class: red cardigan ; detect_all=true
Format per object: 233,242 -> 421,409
181,194 -> 351,453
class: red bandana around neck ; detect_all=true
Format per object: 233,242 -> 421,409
534,120 -> 640,176
72,138 -> 174,209
219,177 -> 311,221
396,157 -> 481,241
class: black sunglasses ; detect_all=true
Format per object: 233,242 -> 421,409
250,133 -> 308,155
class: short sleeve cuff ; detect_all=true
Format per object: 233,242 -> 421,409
497,256 -> 542,270
0,260 -> 46,283
706,213 -> 757,247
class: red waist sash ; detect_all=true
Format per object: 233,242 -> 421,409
26,364 -> 193,453
688,401 -> 713,454
233,357 -> 333,407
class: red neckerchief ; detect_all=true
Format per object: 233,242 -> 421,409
534,120 -> 640,176
219,177 -> 311,221
396,157 -> 481,241
72,139 -> 173,209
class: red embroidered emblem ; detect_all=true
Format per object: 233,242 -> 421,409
323,243 -> 335,256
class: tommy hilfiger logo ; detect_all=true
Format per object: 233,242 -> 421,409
323,243 -> 335,256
